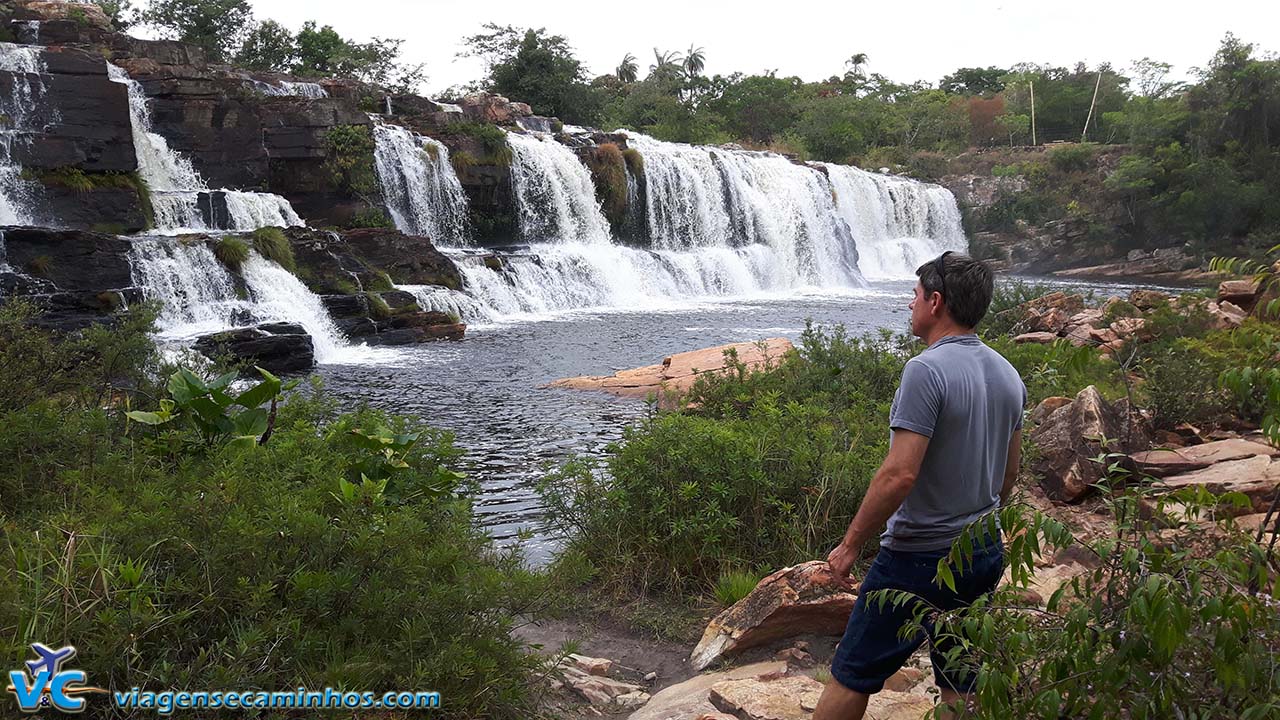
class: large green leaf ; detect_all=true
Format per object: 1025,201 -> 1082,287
207,370 -> 239,392
232,408 -> 269,438
235,377 -> 281,410
126,410 -> 172,425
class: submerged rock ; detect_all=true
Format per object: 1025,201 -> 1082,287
690,560 -> 856,671
194,323 -> 314,373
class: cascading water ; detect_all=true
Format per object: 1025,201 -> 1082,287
129,236 -> 379,363
372,123 -> 470,245
822,164 -> 967,279
0,43 -> 50,225
505,131 -> 612,245
107,63 -> 304,233
251,79 -> 328,98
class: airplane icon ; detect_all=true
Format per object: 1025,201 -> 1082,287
25,643 -> 76,678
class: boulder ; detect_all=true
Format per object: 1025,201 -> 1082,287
626,662 -> 787,720
1014,331 -> 1058,344
1218,279 -> 1261,312
23,1 -> 112,28
1154,455 -> 1280,516
551,338 -> 793,409
883,667 -> 926,693
286,226 -> 463,294
1128,289 -> 1169,311
565,654 -> 612,677
557,662 -> 646,707
1029,385 -> 1148,502
459,92 -> 529,124
1029,396 -> 1072,425
709,675 -> 823,720
690,560 -> 856,671
1109,317 -> 1151,342
1130,439 -> 1279,478
1206,300 -> 1247,330
193,324 -> 315,374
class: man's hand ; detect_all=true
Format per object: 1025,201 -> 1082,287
825,541 -> 860,589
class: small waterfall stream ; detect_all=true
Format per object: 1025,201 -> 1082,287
107,63 -> 304,233
372,123 -> 470,245
0,43 -> 50,225
506,131 -> 612,244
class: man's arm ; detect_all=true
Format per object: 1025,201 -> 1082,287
1000,428 -> 1022,505
825,429 -> 931,586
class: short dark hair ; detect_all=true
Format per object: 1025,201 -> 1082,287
916,253 -> 994,328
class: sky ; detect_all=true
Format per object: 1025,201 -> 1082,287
242,0 -> 1279,96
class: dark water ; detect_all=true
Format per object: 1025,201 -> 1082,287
316,276 -> 1185,563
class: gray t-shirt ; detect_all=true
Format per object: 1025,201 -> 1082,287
882,334 -> 1026,552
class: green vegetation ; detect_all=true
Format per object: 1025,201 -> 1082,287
440,122 -> 513,166
539,327 -> 911,596
247,226 -> 294,271
322,124 -> 378,199
364,290 -> 392,320
586,143 -> 627,226
713,568 -> 766,607
0,301 -> 550,718
346,207 -> 394,229
212,236 -> 250,271
914,465 -> 1280,718
459,24 -> 602,125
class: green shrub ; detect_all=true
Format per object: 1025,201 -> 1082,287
1048,142 -> 1098,173
450,149 -> 477,171
622,147 -> 644,174
444,122 -> 513,166
323,124 -> 378,198
539,326 -> 912,596
212,236 -> 250,271
980,279 -> 1060,338
0,313 -> 550,718
713,568 -> 765,607
248,226 -> 294,271
366,270 -> 395,291
347,206 -> 393,229
985,335 -> 1123,406
586,142 -> 627,226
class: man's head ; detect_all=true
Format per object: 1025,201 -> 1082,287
909,252 -> 994,338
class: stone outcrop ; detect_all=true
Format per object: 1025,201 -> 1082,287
1029,385 -> 1149,502
193,323 -> 315,374
0,226 -> 142,330
459,93 -> 531,125
323,292 -> 465,344
626,662 -> 788,720
549,338 -> 794,409
690,561 -> 857,671
1154,454 -> 1280,516
708,674 -> 824,720
1130,439 -> 1279,478
286,226 -> 463,294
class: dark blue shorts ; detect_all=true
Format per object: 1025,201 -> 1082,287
830,540 -> 1004,695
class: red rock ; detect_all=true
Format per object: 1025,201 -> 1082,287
1029,385 -> 1148,502
773,646 -> 814,666
1155,455 -> 1280,515
883,666 -> 925,692
1014,331 -> 1058,344
690,560 -> 857,671
1130,439 -> 1278,478
709,675 -> 824,720
1218,279 -> 1260,312
1129,289 -> 1169,310
1029,396 -> 1072,425
548,338 -> 794,409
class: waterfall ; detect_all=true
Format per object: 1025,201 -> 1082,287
129,237 -> 380,364
107,63 -> 304,233
372,123 -> 470,245
621,131 -> 862,287
822,164 -> 967,279
0,43 -> 50,225
252,79 -> 328,98
506,131 -> 612,245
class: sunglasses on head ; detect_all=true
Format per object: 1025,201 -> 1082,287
931,251 -> 952,302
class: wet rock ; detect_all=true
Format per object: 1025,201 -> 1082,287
1130,439 -> 1279,478
708,675 -> 824,720
286,226 -> 463,294
550,338 -> 794,410
1030,385 -> 1148,502
194,324 -> 314,374
690,560 -> 856,671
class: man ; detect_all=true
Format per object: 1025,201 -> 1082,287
812,252 -> 1025,720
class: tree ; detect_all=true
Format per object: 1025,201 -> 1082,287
461,24 -> 602,125
704,73 -> 804,143
649,48 -> 684,81
845,53 -> 869,78
143,0 -> 253,62
235,20 -> 296,73
294,22 -> 424,92
91,0 -> 137,31
616,53 -> 638,83
939,66 -> 1007,96
684,45 -> 706,79
1129,57 -> 1183,99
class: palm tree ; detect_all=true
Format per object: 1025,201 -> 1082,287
649,47 -> 683,78
845,53 -> 869,78
683,45 -> 706,78
616,53 -> 638,83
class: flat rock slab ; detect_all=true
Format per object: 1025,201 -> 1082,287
627,662 -> 787,720
1131,439 -> 1278,478
548,338 -> 794,409
709,675 -> 824,720
1155,455 -> 1280,515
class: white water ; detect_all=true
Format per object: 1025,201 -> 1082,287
372,123 -> 470,244
108,63 -> 304,233
129,237 -> 383,364
0,43 -> 49,224
822,164 -> 967,279
252,79 -> 328,98
506,131 -> 612,245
